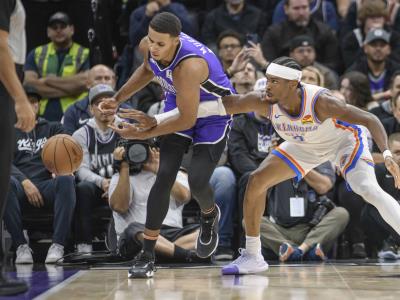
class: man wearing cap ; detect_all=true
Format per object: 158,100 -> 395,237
72,84 -> 122,254
4,84 -> 76,265
24,12 -> 90,122
347,28 -> 400,96
289,35 -> 339,90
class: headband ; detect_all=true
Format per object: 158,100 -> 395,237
266,63 -> 302,82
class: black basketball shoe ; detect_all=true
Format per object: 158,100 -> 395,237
128,250 -> 156,279
196,205 -> 220,258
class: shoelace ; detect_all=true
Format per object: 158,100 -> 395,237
200,215 -> 215,243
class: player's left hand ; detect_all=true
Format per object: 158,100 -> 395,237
98,98 -> 118,116
385,156 -> 400,189
117,108 -> 157,130
109,121 -> 150,140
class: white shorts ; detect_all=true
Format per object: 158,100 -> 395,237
271,125 -> 374,182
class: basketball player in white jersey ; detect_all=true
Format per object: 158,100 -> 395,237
111,56 -> 400,275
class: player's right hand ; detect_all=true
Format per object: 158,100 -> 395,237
118,108 -> 157,130
22,179 -> 44,208
98,98 -> 118,116
385,156 -> 400,189
14,99 -> 35,132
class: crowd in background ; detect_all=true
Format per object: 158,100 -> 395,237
11,0 -> 400,264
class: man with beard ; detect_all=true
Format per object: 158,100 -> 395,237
347,28 -> 400,97
261,0 -> 339,71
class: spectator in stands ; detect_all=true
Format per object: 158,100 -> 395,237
289,35 -> 338,90
340,71 -> 375,110
62,64 -> 116,134
261,0 -> 339,71
380,92 -> 400,141
369,71 -> 400,120
272,0 -> 338,32
302,66 -> 325,86
109,145 -> 199,262
129,0 -> 194,47
361,132 -> 400,260
24,12 -> 90,122
201,0 -> 267,49
341,0 -> 400,70
261,162 -> 348,262
347,28 -> 400,98
72,84 -> 121,254
4,84 -> 76,264
217,31 -> 245,74
231,62 -> 258,94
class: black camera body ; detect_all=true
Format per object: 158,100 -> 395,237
308,195 -> 336,227
114,138 -> 150,174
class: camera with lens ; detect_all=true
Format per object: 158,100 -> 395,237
113,137 -> 151,174
308,195 -> 336,227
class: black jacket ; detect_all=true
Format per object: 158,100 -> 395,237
347,57 -> 400,92
261,18 -> 339,70
201,3 -> 268,46
228,113 -> 281,177
11,118 -> 66,183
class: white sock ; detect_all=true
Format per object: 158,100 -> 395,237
246,235 -> 262,256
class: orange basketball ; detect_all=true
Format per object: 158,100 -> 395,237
41,134 -> 83,175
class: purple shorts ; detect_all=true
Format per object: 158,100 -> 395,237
176,115 -> 231,144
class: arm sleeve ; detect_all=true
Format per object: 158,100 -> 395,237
73,128 -> 104,187
62,107 -> 78,135
11,164 -> 27,182
24,50 -> 39,73
0,0 -> 15,32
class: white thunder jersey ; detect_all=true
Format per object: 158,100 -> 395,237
269,83 -> 373,181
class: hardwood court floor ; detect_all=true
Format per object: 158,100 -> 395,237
36,262 -> 400,300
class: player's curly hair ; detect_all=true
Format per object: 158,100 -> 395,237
149,12 -> 182,37
271,56 -> 302,71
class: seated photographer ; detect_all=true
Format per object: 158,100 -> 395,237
109,144 -> 200,262
4,85 -> 76,264
260,162 -> 349,262
72,84 -> 121,253
361,133 -> 400,259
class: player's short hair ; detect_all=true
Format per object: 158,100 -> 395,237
271,56 -> 302,71
389,132 -> 400,146
149,12 -> 182,37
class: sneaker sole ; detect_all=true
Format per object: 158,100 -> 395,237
197,205 -> 221,258
221,263 -> 269,275
378,251 -> 398,260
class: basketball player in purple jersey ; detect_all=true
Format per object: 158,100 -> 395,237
104,12 -> 234,278
115,56 -> 400,276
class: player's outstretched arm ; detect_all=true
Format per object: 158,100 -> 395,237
221,91 -> 270,117
111,57 -> 207,139
315,92 -> 400,188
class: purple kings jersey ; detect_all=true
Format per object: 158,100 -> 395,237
147,32 -> 235,112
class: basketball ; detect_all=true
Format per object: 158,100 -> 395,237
41,134 -> 83,175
